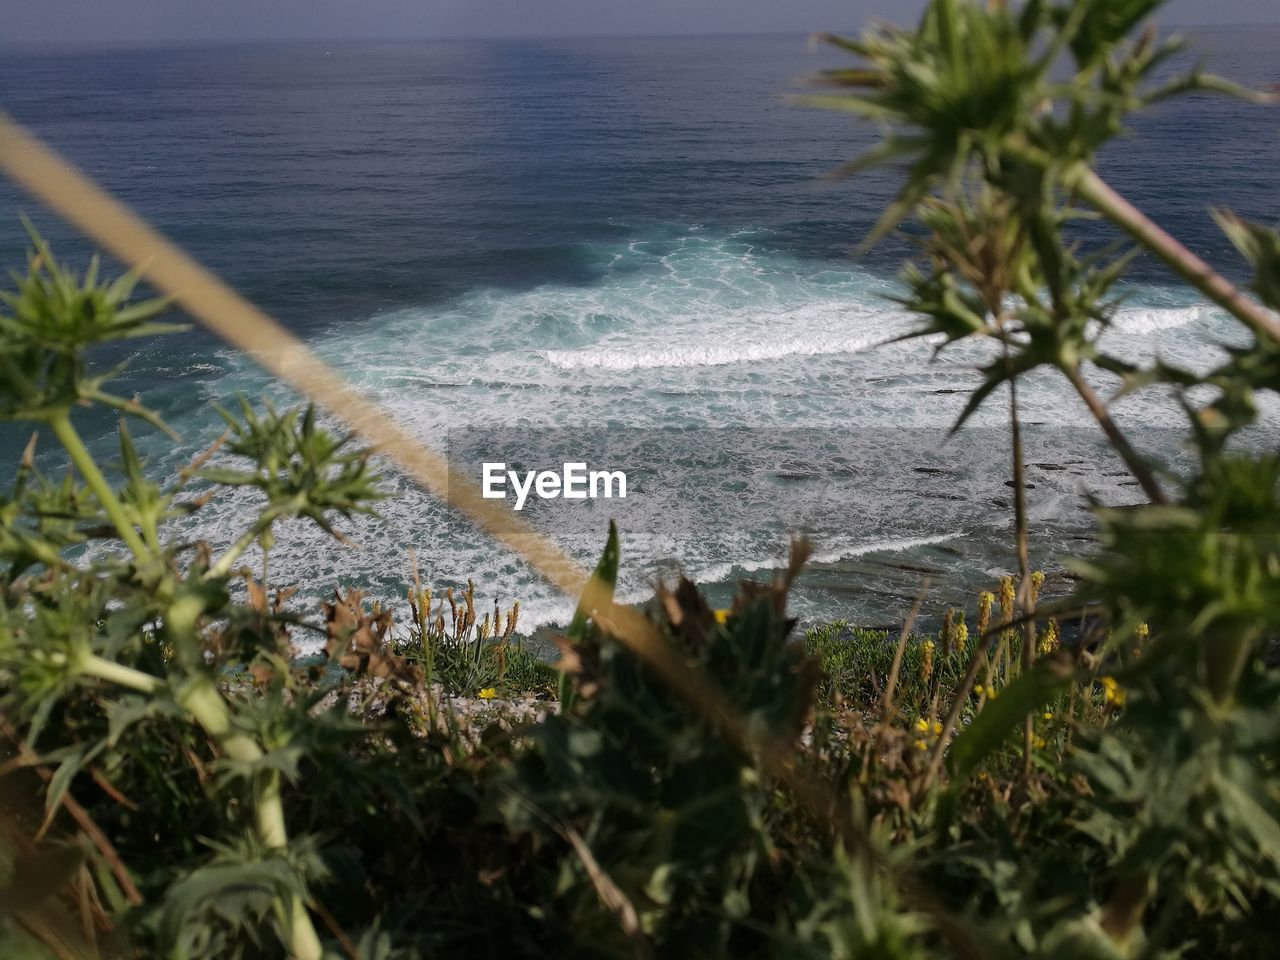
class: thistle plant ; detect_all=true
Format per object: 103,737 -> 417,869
0,227 -> 388,958
810,0 -> 1280,951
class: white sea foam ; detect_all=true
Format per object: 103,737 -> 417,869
687,533 -> 961,585
161,229 -> 1259,631
543,332 -> 882,370
1110,305 -> 1205,335
810,533 -> 963,564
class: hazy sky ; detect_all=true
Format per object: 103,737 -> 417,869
4,0 -> 1277,46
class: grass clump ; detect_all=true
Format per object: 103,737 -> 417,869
398,578 -> 558,699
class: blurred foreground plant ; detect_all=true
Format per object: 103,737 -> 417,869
807,0 -> 1280,953
0,224 -> 390,958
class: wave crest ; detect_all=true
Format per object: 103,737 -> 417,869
1110,306 -> 1205,335
543,333 -> 881,371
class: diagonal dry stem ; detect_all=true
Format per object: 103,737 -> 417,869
881,582 -> 928,723
0,110 -> 990,960
1062,364 -> 1167,505
1075,168 -> 1280,345
995,316 -> 1037,777
0,111 -> 587,605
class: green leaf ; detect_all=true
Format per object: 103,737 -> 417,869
1216,773 -> 1280,863
947,365 -> 1009,436
40,746 -> 87,822
558,521 -> 621,707
566,520 -> 620,643
947,657 -> 1073,779
105,693 -> 173,745
157,857 -> 304,959
39,741 -> 104,835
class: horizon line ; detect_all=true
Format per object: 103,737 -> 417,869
3,21 -> 1277,54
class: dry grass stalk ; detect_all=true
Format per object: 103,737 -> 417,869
0,111 -> 990,960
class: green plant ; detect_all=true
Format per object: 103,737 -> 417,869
1,3 -> 1279,959
0,225 -> 389,958
494,546 -> 821,958
806,0 -> 1280,953
399,578 -> 553,698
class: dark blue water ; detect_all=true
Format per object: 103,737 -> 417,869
1,31 -> 1278,629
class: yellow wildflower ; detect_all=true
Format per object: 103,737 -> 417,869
919,639 -> 935,683
986,685 -> 998,700
998,576 -> 1015,621
1100,676 -> 1126,707
914,717 -> 929,733
1029,570 -> 1045,606
713,608 -> 729,625
931,720 -> 943,736
914,739 -> 929,751
953,618 -> 968,656
1033,736 -> 1047,750
1131,621 -> 1150,659
1037,619 -> 1059,656
1042,711 -> 1053,722
478,687 -> 497,700
976,591 -> 994,637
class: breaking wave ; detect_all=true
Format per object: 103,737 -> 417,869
543,332 -> 882,370
140,226 -> 1240,634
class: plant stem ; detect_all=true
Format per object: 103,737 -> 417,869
1101,871 -> 1152,948
881,632 -> 910,721
49,414 -> 150,562
1001,338 -> 1036,779
79,653 -> 162,695
176,676 -> 324,960
208,510 -> 278,579
76,645 -> 323,958
918,628 -> 991,796
1063,365 -> 1168,505
1075,168 -> 1280,345
1206,625 -> 1259,707
158,595 -> 321,956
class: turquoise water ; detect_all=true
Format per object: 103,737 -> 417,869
1,31 -> 1277,630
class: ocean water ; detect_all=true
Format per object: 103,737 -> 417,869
1,30 -> 1278,634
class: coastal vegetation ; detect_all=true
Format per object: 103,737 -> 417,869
1,1 -> 1279,958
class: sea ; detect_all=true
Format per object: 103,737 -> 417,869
1,28 -> 1278,638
